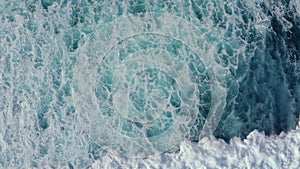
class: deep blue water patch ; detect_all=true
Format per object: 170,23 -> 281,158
213,0 -> 300,142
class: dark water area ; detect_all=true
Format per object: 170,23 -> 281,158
212,0 -> 300,142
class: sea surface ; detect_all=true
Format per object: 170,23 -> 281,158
0,0 -> 299,168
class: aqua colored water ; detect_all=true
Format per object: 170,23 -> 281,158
0,0 -> 299,168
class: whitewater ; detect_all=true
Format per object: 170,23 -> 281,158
0,0 -> 299,168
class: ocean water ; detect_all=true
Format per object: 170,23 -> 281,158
0,0 -> 299,168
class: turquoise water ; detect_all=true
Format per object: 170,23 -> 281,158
0,0 -> 299,168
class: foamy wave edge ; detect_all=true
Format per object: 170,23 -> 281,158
88,117 -> 300,169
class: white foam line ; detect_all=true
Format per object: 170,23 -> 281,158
90,117 -> 300,169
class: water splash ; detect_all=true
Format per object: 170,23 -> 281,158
0,0 -> 299,168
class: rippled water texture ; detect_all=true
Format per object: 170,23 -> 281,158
0,0 -> 299,168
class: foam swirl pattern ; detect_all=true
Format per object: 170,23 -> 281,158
73,13 -> 227,158
0,0 -> 299,168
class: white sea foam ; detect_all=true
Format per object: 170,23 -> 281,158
90,119 -> 300,169
0,0 -> 299,168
